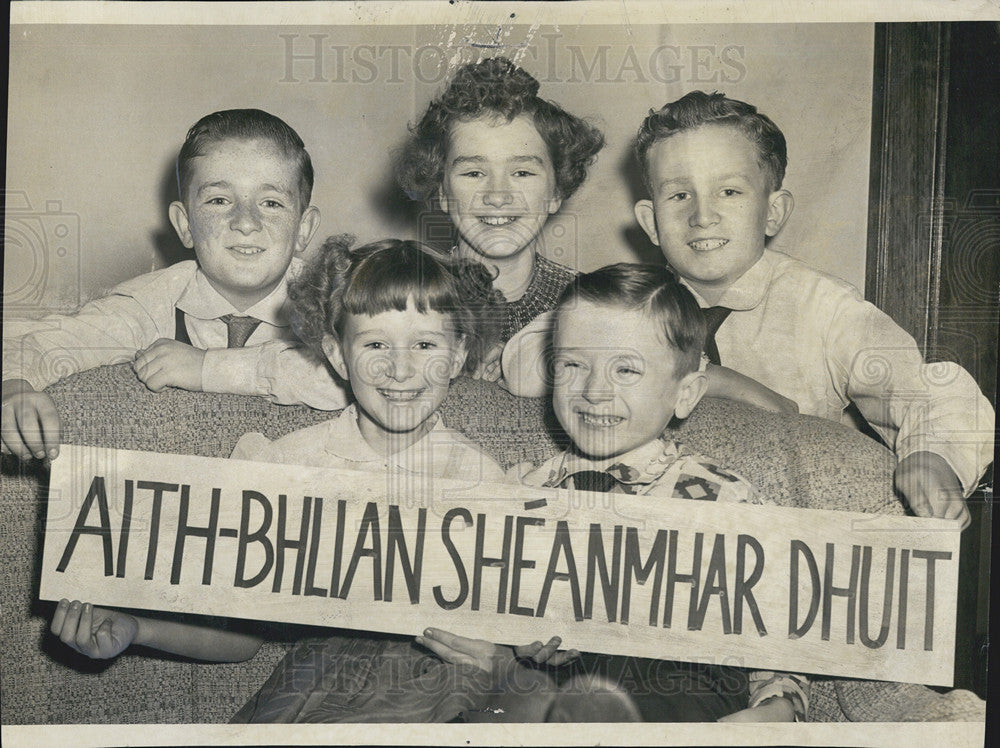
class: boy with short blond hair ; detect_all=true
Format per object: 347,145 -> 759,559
514,262 -> 809,722
630,90 -> 993,526
2,108 -> 347,461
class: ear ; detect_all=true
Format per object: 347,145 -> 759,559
672,369 -> 707,420
168,201 -> 195,249
765,189 -> 794,237
321,334 -> 349,381
295,205 -> 321,254
436,184 -> 449,212
449,335 -> 470,379
634,200 -> 660,246
547,194 -> 563,215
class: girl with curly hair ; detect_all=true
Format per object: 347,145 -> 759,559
396,57 -> 605,378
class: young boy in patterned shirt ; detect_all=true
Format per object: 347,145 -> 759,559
512,262 -> 809,721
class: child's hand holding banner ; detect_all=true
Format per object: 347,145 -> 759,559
40,444 -> 960,685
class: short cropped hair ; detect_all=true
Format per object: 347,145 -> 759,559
556,263 -> 706,376
395,57 -> 605,201
176,109 -> 314,208
635,91 -> 787,193
288,235 -> 503,374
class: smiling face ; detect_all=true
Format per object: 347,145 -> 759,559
324,300 -> 468,452
551,300 -> 705,460
634,124 -> 792,304
169,137 -> 319,310
439,114 -> 562,264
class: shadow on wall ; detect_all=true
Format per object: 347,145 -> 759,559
151,156 -> 191,269
619,138 -> 663,266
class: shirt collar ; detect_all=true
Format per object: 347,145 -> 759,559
679,249 -> 780,311
176,256 -> 300,325
323,404 -> 450,474
549,437 -> 684,486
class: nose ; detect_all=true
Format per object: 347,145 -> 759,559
481,175 -> 515,208
688,196 -> 720,228
385,348 -> 416,382
230,201 -> 263,234
582,367 -> 613,404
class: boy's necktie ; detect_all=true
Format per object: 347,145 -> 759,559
562,470 -> 620,493
221,314 -> 262,348
702,306 -> 732,366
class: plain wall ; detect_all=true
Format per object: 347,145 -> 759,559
5,23 -> 873,317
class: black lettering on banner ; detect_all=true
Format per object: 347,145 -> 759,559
859,546 -> 895,649
584,524 -> 622,623
115,479 -> 135,578
56,475 -> 114,576
434,508 -> 472,610
690,533 -> 731,633
384,505 -> 426,604
733,534 -> 766,636
304,497 -> 328,598
339,502 -> 383,601
328,499 -> 347,598
273,494 -> 311,595
788,540 -> 820,639
472,514 -> 513,613
234,490 -> 274,589
662,530 -> 703,629
509,516 -> 545,617
170,485 -> 220,586
138,481 -> 178,581
621,527 -> 668,626
535,520 -> 584,622
912,549 -> 951,651
897,549 -> 910,650
822,543 -> 860,644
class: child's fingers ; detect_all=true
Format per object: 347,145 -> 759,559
415,634 -> 477,667
94,617 -> 116,657
529,636 -> 562,663
58,600 -> 84,648
75,602 -> 96,654
544,649 -> 580,667
513,640 -> 544,659
50,599 -> 70,636
36,396 -> 62,460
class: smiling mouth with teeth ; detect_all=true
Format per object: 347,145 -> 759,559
378,388 -> 425,402
579,412 -> 625,426
230,245 -> 266,255
479,216 -> 518,226
688,239 -> 729,252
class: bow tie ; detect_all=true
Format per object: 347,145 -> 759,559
560,470 -> 621,493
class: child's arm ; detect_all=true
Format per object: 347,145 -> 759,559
704,364 -> 799,414
416,627 -> 579,674
718,670 -> 809,722
50,598 -> 262,662
133,339 -> 349,410
1,379 -> 62,461
829,294 -> 993,519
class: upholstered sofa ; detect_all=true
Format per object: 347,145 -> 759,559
0,364 -> 985,724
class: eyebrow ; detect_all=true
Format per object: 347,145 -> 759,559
450,154 -> 545,167
655,172 -> 754,191
195,181 -> 294,197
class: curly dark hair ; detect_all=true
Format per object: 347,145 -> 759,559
635,91 -> 787,193
556,263 -> 706,376
395,57 -> 605,202
288,234 -> 504,374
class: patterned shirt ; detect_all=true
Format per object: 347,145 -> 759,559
514,436 -> 811,721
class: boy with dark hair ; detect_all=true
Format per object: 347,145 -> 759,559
2,108 -> 346,461
513,262 -> 809,722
